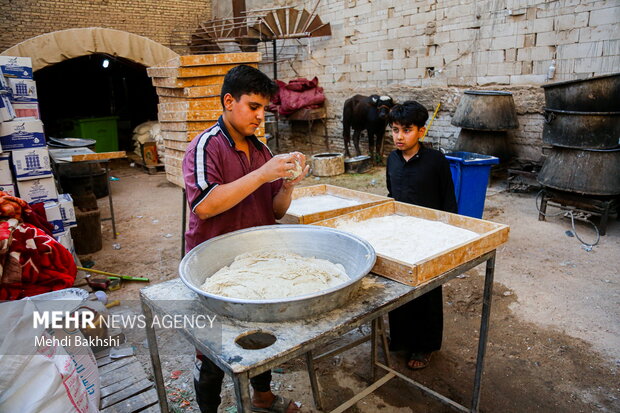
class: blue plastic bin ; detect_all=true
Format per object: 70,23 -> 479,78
444,151 -> 499,219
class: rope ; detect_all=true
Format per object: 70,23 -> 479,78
535,190 -> 600,249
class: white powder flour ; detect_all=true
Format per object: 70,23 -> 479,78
200,251 -> 349,300
336,215 -> 479,264
287,194 -> 361,216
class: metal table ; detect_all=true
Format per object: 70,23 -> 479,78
284,107 -> 330,153
141,250 -> 496,413
48,148 -> 123,238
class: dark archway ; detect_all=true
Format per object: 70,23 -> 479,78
34,54 -> 158,152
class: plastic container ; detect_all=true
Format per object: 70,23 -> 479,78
444,151 -> 499,219
70,116 -> 119,152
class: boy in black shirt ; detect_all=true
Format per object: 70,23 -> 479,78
386,101 -> 457,369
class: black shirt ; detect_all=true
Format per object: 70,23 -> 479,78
386,145 -> 458,213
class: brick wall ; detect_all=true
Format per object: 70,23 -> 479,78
252,0 -> 619,161
0,0 -> 212,54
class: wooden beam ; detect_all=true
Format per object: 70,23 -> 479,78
330,372 -> 395,413
151,75 -> 225,88
147,63 -> 257,79
71,151 -> 126,162
165,52 -> 261,68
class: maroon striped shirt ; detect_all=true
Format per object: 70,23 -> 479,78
182,117 -> 282,252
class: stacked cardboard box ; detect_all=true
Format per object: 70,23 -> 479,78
0,56 -> 40,119
0,56 -> 77,248
0,118 -> 57,203
147,53 -> 264,188
0,68 -> 16,122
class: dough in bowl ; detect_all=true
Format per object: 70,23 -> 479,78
200,251 -> 349,300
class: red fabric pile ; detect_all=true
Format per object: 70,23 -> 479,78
0,192 -> 76,300
271,77 -> 326,116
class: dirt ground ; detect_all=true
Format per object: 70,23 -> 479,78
83,160 -> 619,413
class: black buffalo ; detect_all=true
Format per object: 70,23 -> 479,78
342,94 -> 394,161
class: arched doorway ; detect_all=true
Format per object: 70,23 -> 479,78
2,27 -> 178,71
1,28 -> 178,151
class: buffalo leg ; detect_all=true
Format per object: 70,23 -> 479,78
353,129 -> 362,157
377,131 -> 386,164
343,127 -> 352,158
368,131 -> 376,162
342,107 -> 352,158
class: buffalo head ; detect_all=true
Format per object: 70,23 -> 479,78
370,95 -> 394,120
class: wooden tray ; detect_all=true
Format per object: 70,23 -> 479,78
312,201 -> 510,286
279,184 -> 391,224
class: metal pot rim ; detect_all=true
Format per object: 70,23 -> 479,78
548,145 -> 620,153
179,225 -> 377,305
541,72 -> 620,89
464,90 -> 513,96
543,108 -> 620,115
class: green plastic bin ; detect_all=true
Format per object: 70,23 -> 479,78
70,116 -> 119,153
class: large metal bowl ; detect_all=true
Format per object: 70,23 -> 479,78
179,225 -> 376,322
541,72 -> 620,112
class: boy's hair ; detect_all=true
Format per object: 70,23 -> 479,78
220,65 -> 278,107
388,101 -> 429,128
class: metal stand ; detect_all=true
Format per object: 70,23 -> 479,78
101,162 -> 117,239
309,251 -> 496,413
538,188 -> 619,236
141,299 -> 169,413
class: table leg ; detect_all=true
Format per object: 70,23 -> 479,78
371,319 -> 378,382
181,188 -> 187,258
323,119 -> 329,151
104,163 -> 117,239
599,201 -> 609,236
308,120 -> 313,153
305,351 -> 323,410
378,316 -> 392,368
141,298 -> 169,413
233,373 -> 252,413
538,191 -> 547,222
471,252 -> 496,412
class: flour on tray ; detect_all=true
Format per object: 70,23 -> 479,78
200,251 -> 349,300
287,194 -> 361,216
336,215 -> 479,264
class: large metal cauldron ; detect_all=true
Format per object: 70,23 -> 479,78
451,90 -> 519,131
541,73 -> 620,112
538,147 -> 620,196
543,109 -> 620,149
179,225 -> 376,322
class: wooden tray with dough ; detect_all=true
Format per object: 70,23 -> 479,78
279,184 -> 391,224
312,201 -> 510,286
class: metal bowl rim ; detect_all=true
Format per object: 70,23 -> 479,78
311,152 -> 344,159
541,72 -> 620,89
179,225 -> 376,304
345,155 -> 372,163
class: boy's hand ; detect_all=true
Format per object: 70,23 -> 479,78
259,153 -> 302,183
282,152 -> 309,189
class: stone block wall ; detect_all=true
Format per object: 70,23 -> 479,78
0,0 -> 212,54
253,0 -> 619,161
